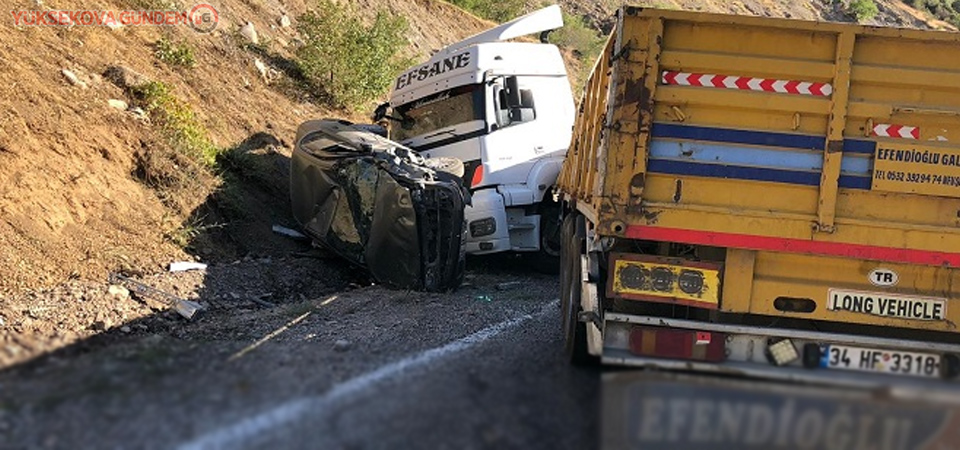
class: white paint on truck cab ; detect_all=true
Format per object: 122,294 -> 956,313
382,6 -> 575,255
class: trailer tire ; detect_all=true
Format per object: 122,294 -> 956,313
560,212 -> 596,365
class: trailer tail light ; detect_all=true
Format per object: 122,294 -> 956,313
629,326 -> 725,362
607,253 -> 722,309
471,164 -> 484,187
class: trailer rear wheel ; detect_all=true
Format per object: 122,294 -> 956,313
560,212 -> 595,365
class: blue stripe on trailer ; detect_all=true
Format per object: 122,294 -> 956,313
651,123 -> 878,154
649,140 -> 872,175
647,159 -> 871,190
841,139 -> 877,155
839,175 -> 872,190
652,123 -> 823,150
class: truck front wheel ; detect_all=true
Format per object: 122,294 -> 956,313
560,212 -> 595,365
528,197 -> 562,273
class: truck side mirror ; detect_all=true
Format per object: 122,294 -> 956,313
372,102 -> 389,122
505,76 -> 521,109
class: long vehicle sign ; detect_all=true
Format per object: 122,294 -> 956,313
827,288 -> 946,321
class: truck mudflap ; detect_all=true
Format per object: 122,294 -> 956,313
603,371 -> 960,450
601,314 -> 960,388
291,120 -> 468,292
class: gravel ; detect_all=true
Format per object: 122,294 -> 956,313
0,254 -> 567,448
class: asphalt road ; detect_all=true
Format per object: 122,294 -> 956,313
0,266 -> 601,450
10,259 -> 960,450
178,299 -> 601,450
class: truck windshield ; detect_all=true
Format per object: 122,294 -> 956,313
392,83 -> 485,142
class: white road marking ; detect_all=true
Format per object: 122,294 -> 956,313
228,311 -> 312,362
177,299 -> 560,450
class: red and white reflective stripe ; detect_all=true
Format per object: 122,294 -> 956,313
873,123 -> 920,139
661,70 -> 833,97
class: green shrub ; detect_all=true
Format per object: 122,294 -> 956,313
848,0 -> 879,21
906,0 -> 960,27
296,0 -> 412,110
550,12 -> 604,57
550,11 -> 605,93
154,36 -> 196,67
446,0 -> 527,23
132,81 -> 218,167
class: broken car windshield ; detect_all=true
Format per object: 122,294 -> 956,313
392,83 -> 485,142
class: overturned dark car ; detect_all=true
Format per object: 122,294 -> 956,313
291,120 -> 468,291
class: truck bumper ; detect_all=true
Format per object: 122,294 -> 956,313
464,188 -> 511,254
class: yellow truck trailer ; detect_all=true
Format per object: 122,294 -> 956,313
558,6 -> 960,387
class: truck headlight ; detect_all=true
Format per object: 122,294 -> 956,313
469,217 -> 497,237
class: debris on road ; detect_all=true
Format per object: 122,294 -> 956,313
272,225 -> 307,240
475,295 -> 493,302
109,273 -> 203,320
169,261 -> 208,272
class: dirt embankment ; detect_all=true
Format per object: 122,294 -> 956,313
0,0 -> 492,368
0,0 -> 491,299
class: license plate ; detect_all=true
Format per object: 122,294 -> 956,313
820,344 -> 941,378
827,288 -> 946,321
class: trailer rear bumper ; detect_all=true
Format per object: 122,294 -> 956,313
601,313 -> 960,391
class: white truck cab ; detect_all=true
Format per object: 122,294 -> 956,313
375,6 -> 576,262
